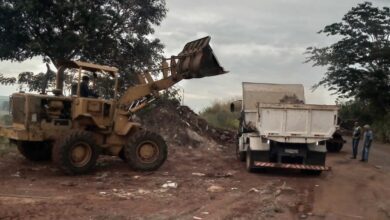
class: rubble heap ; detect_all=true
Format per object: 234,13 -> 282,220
139,100 -> 235,147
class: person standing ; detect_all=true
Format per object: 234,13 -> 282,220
351,122 -> 361,159
361,124 -> 373,162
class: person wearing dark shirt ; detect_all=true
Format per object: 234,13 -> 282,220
351,122 -> 361,159
80,75 -> 97,98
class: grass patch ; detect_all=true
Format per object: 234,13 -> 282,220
0,137 -> 12,157
199,99 -> 240,130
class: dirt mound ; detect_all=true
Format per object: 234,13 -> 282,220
138,100 -> 235,147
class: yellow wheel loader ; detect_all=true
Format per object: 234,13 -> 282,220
0,37 -> 226,175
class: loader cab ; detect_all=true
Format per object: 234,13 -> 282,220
57,61 -> 119,130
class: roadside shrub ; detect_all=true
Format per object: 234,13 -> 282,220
338,99 -> 389,143
199,100 -> 239,130
0,114 -> 12,125
372,114 -> 390,143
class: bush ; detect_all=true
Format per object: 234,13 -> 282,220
0,114 -> 12,125
372,114 -> 390,143
199,100 -> 240,130
338,99 -> 389,142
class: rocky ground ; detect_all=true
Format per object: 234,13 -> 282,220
0,102 -> 389,220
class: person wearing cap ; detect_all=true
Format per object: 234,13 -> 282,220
361,124 -> 373,162
80,75 -> 97,98
351,121 -> 362,159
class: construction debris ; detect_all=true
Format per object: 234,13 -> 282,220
161,181 -> 178,189
207,185 -> 224,193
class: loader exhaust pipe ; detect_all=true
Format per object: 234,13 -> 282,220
176,36 -> 227,79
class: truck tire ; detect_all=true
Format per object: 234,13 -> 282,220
52,131 -> 99,175
17,141 -> 52,161
303,151 -> 326,175
302,170 -> 322,176
246,148 -> 255,172
124,130 -> 167,171
326,132 -> 344,152
236,137 -> 246,162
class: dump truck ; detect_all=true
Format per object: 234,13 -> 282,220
0,36 -> 226,175
231,82 -> 339,175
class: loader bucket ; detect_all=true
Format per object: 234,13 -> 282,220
177,36 -> 227,79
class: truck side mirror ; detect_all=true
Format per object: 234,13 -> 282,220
230,103 -> 235,112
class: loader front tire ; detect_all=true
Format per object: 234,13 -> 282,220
125,130 -> 167,171
52,131 -> 99,175
17,141 -> 52,161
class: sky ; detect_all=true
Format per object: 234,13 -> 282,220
0,0 -> 388,112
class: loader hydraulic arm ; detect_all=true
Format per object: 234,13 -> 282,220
117,36 -> 226,115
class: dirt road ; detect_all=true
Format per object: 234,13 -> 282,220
0,137 -> 389,220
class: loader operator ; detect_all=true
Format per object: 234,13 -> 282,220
80,75 -> 98,98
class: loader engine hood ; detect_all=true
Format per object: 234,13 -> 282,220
176,36 -> 227,79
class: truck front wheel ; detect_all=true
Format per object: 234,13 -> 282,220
246,148 -> 255,172
236,138 -> 246,162
17,141 -> 52,161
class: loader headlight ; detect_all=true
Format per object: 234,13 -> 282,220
267,140 -> 270,145
316,141 -> 319,146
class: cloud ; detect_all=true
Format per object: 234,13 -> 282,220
154,0 -> 387,111
0,0 -> 387,111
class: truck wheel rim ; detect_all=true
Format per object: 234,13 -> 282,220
71,142 -> 92,167
137,141 -> 159,163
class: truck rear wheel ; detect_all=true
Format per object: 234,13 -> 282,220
17,141 -> 52,161
303,151 -> 326,175
326,132 -> 344,152
52,131 -> 99,175
124,130 -> 167,171
302,170 -> 322,175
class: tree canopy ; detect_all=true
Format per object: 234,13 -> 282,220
0,0 -> 167,93
306,2 -> 390,115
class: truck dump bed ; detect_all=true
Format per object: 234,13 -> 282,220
257,103 -> 338,144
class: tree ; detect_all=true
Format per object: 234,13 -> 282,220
0,0 -> 167,93
306,2 -> 390,115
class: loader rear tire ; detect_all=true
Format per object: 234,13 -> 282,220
125,130 -> 167,171
17,141 -> 52,161
52,131 -> 99,175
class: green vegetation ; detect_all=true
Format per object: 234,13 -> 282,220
0,0 -> 167,92
306,2 -> 390,116
306,2 -> 389,143
339,100 -> 390,143
199,100 -> 240,130
0,136 -> 11,157
0,114 -> 11,125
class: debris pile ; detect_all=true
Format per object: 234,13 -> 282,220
139,100 -> 235,147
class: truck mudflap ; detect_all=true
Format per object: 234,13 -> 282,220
254,161 -> 331,171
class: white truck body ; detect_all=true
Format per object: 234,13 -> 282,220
258,103 -> 338,144
236,82 -> 338,173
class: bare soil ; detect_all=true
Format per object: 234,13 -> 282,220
0,103 -> 389,219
